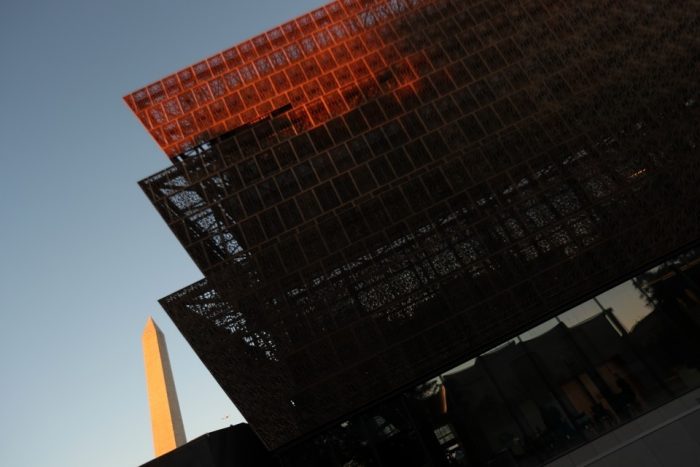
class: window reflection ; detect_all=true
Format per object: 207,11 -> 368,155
442,363 -> 525,466
519,319 -> 557,342
556,301 -> 599,328
597,282 -> 654,332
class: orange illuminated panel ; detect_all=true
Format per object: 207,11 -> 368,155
124,0 -> 435,158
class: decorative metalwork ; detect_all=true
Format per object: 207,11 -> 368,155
131,0 -> 700,450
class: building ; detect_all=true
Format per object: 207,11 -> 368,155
126,0 -> 700,465
141,424 -> 276,467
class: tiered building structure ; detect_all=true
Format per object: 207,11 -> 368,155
128,0 -> 700,465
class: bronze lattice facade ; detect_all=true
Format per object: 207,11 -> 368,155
131,0 -> 700,453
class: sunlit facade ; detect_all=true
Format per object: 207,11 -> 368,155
128,0 -> 700,465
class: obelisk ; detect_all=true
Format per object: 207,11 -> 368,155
142,317 -> 186,456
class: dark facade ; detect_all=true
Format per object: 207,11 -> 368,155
280,253 -> 700,466
141,424 -> 276,467
128,0 -> 700,459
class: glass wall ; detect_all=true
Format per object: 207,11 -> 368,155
280,249 -> 700,466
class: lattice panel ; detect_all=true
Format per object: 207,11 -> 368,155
136,0 -> 700,450
125,0 -> 445,157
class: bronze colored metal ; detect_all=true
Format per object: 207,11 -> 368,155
132,0 -> 700,450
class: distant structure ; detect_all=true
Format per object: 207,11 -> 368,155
142,317 -> 186,457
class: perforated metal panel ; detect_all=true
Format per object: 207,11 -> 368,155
132,0 -> 700,450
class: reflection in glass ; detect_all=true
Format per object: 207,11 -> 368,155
441,362 -> 527,466
598,282 -> 654,332
519,319 -> 557,342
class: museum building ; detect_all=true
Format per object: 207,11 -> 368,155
127,0 -> 700,465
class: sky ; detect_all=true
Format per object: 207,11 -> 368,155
0,1 -> 326,466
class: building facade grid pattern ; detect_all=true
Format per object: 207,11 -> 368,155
131,0 -> 700,450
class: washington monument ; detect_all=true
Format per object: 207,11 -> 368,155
142,317 -> 186,457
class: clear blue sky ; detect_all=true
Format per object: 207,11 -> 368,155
0,1 -> 325,466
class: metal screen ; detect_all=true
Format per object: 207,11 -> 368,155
133,0 -> 700,450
